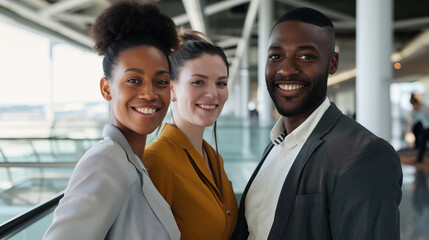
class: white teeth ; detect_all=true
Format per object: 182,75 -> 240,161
135,107 -> 156,114
279,84 -> 304,90
199,104 -> 216,110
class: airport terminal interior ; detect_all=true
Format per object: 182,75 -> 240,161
0,0 -> 429,239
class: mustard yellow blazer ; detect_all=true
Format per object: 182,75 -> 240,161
143,123 -> 238,240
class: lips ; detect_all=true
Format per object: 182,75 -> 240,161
274,81 -> 307,98
198,104 -> 217,110
133,107 -> 157,114
278,84 -> 304,90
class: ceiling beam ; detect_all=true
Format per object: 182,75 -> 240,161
277,0 -> 355,21
217,37 -> 240,48
181,0 -> 207,33
395,16 -> 429,30
392,29 -> 429,62
39,0 -> 93,18
174,0 -> 250,26
0,0 -> 93,47
53,13 -> 94,26
229,0 -> 260,86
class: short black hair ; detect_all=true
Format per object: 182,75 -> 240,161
274,7 -> 334,29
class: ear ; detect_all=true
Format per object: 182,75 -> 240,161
170,82 -> 177,102
100,77 -> 112,101
329,52 -> 339,74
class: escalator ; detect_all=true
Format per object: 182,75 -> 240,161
0,192 -> 63,240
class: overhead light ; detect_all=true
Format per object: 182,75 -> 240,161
394,62 -> 402,70
328,68 -> 357,86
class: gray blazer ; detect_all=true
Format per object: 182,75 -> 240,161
44,124 -> 180,240
233,103 -> 403,240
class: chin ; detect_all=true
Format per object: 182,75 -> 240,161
196,120 -> 216,127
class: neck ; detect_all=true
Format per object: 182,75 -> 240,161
120,128 -> 147,160
283,99 -> 325,134
170,114 -> 215,179
171,116 -> 205,157
283,115 -> 308,134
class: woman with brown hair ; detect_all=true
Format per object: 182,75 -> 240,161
143,30 -> 238,240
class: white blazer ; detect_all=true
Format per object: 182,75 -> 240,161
44,124 -> 180,240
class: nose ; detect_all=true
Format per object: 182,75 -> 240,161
205,83 -> 218,99
277,57 -> 300,78
138,82 -> 157,101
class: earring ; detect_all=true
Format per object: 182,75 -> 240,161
172,97 -> 176,102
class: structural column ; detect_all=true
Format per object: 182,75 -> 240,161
356,0 -> 393,141
258,0 -> 274,127
45,40 -> 55,120
240,42 -> 250,120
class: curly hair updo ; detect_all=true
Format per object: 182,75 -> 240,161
90,0 -> 179,79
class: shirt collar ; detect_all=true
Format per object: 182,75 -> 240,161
159,123 -> 194,150
270,97 -> 331,146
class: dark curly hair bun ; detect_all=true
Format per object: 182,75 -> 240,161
90,0 -> 178,56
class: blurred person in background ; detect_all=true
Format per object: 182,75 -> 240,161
410,93 -> 429,163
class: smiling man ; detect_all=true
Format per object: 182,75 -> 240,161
233,7 -> 403,240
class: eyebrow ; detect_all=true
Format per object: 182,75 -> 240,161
125,68 -> 143,74
297,45 -> 318,52
192,74 -> 208,79
125,68 -> 169,75
192,74 -> 228,80
268,45 -> 282,51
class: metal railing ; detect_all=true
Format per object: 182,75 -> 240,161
0,191 -> 63,239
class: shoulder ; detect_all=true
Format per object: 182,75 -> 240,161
145,135 -> 184,159
144,137 -> 181,172
72,138 -> 137,190
317,115 -> 400,170
325,115 -> 392,150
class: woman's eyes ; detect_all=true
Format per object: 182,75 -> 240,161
126,78 -> 170,86
191,80 -> 227,88
156,79 -> 170,85
191,80 -> 204,85
126,78 -> 140,84
217,81 -> 227,87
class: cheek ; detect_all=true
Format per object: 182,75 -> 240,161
160,88 -> 170,103
265,63 -> 276,78
222,91 -> 229,103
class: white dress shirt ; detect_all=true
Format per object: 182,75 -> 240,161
245,98 -> 330,240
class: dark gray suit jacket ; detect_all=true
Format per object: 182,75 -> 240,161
232,103 -> 402,240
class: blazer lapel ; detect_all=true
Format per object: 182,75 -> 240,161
268,103 -> 343,240
103,124 -> 180,240
140,170 -> 180,240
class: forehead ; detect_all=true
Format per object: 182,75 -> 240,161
269,21 -> 332,51
118,45 -> 168,69
181,53 -> 227,73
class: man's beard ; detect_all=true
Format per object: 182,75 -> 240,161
267,70 -> 329,118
